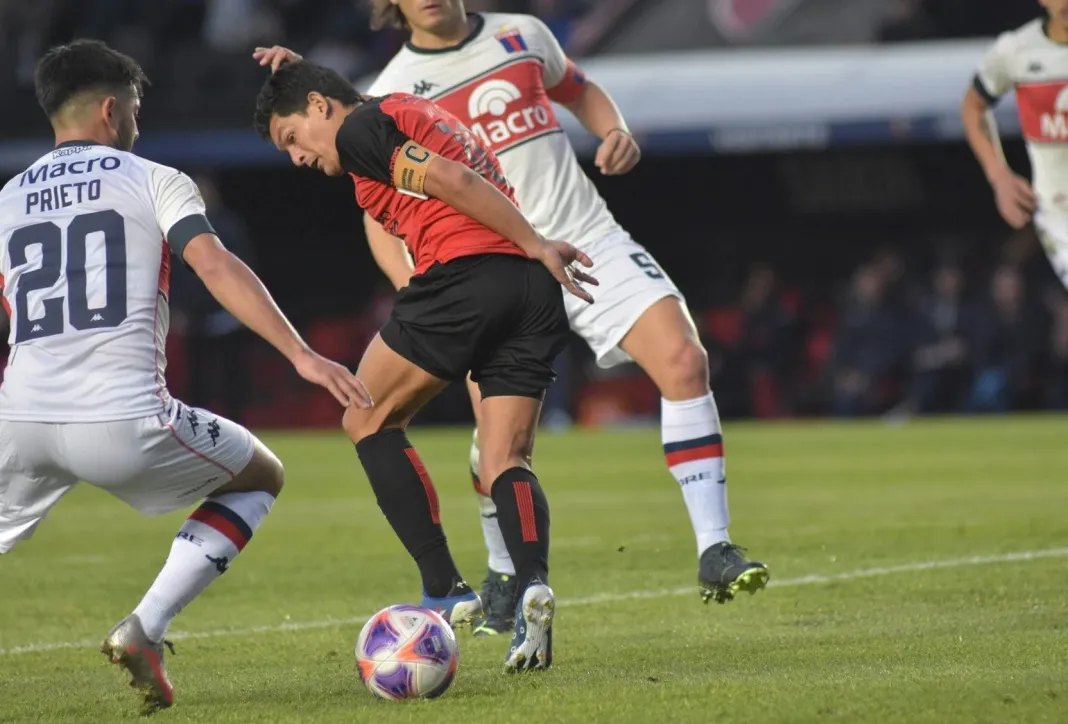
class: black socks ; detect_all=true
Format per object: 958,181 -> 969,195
490,467 -> 550,592
355,429 -> 461,597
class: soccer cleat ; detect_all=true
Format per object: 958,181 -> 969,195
698,542 -> 770,604
504,581 -> 554,672
422,578 -> 483,630
473,568 -> 518,636
100,614 -> 176,714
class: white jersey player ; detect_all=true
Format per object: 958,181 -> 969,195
254,0 -> 769,632
963,5 -> 1068,286
0,40 -> 368,713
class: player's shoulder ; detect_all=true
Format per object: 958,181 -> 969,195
0,170 -> 26,197
366,44 -> 433,94
989,18 -> 1047,54
138,157 -> 192,189
0,149 -> 56,203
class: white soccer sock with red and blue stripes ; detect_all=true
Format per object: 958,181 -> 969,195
662,393 -> 730,554
133,491 -> 275,642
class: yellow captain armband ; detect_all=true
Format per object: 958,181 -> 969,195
392,140 -> 436,199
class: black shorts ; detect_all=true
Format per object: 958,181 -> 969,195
380,254 -> 570,399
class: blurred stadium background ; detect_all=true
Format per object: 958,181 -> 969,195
0,0 -> 1058,429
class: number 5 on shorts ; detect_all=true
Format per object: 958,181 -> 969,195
630,252 -> 664,280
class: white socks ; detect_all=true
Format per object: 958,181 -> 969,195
471,392 -> 732,570
471,433 -> 516,575
133,491 -> 275,642
477,493 -> 517,575
662,393 -> 731,554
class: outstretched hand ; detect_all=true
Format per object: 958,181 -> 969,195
253,46 -> 303,72
292,349 -> 372,409
536,240 -> 599,304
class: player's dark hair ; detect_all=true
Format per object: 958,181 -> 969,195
253,60 -> 362,140
34,39 -> 148,119
368,0 -> 408,30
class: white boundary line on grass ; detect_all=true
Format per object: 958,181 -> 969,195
3,547 -> 1066,657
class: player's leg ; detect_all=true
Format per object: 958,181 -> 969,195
60,403 -> 278,713
574,235 -> 768,603
470,256 -> 569,671
0,421 -> 78,556
465,374 -> 520,637
342,333 -> 481,626
124,436 -> 283,643
1035,212 -> 1068,290
475,394 -> 554,671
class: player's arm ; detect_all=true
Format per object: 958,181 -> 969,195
961,83 -> 1014,187
336,105 -> 597,303
424,157 -> 598,302
181,236 -> 369,407
535,18 -> 639,175
961,35 -> 1035,229
363,213 -> 414,290
151,170 -> 371,407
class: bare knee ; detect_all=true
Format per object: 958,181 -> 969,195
476,451 -> 531,496
343,405 -> 388,444
218,440 -> 284,498
657,339 -> 710,400
257,449 -> 285,497
476,429 -> 534,495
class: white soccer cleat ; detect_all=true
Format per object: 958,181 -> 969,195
504,581 -> 554,672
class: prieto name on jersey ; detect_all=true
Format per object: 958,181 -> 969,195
18,147 -> 122,214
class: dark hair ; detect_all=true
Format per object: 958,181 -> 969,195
253,60 -> 361,140
368,0 -> 408,30
34,39 -> 148,118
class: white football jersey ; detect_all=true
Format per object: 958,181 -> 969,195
366,12 -> 621,248
976,19 -> 1068,213
0,142 -> 212,422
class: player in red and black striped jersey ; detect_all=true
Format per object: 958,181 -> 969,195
254,60 -> 597,671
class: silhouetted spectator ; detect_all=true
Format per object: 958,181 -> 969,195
735,264 -> 799,416
904,262 -> 973,413
1043,287 -> 1068,409
829,264 -> 906,416
965,265 -> 1043,413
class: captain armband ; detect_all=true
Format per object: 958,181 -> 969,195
391,141 -> 437,200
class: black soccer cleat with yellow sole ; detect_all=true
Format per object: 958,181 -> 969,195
698,542 -> 769,604
472,568 -> 518,636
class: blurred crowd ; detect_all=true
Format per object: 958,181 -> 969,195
876,0 -> 1038,43
0,0 -> 603,133
0,0 -> 596,88
702,235 -> 1068,420
0,0 -> 1034,93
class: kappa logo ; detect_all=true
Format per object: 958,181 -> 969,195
412,79 -> 436,95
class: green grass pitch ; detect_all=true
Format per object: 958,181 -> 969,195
1,417 -> 1066,723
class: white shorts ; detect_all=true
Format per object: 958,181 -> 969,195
565,230 -> 684,368
0,399 -> 256,554
1036,211 -> 1068,289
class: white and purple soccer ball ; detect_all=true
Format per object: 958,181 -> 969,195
355,604 -> 459,700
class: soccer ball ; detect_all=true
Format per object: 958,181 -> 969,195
355,604 -> 459,700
